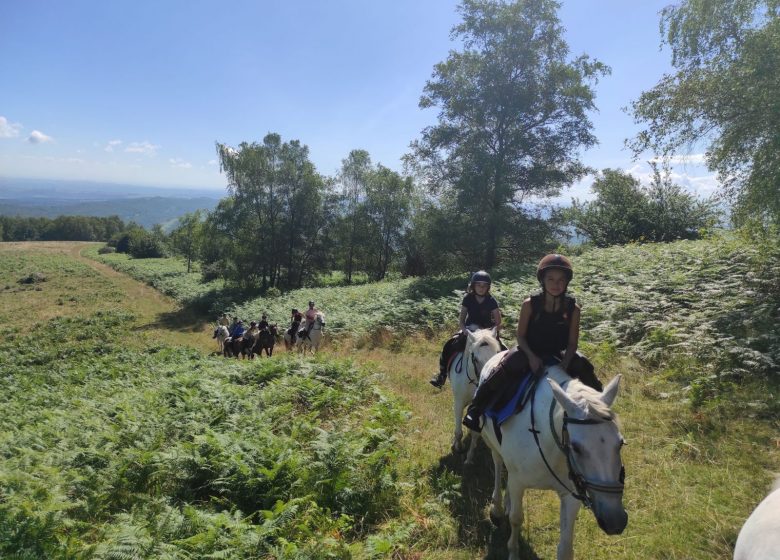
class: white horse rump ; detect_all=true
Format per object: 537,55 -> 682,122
734,477 -> 780,560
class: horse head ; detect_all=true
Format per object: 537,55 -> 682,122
464,327 -> 501,373
549,374 -> 628,535
316,312 -> 325,327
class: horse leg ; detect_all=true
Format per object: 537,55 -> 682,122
489,449 -> 506,525
556,494 -> 581,560
506,475 -> 526,560
464,430 -> 481,465
451,394 -> 464,454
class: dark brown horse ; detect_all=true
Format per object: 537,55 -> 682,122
253,324 -> 278,357
224,336 -> 253,359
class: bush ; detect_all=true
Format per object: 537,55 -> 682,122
97,245 -> 116,255
128,229 -> 167,259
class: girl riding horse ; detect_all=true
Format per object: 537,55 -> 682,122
463,254 -> 602,432
430,270 -> 503,388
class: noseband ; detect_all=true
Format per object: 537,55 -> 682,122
529,380 -> 625,510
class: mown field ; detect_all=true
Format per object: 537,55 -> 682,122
2,238 -> 779,559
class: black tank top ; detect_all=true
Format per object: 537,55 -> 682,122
525,294 -> 575,358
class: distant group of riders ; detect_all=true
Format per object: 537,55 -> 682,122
215,300 -> 322,357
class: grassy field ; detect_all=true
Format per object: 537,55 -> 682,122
2,240 -> 779,559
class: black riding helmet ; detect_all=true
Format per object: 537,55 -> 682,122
470,270 -> 491,289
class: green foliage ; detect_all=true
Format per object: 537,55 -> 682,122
127,228 -> 168,259
407,0 -> 609,268
630,0 -> 780,226
566,167 -> 717,246
209,134 -> 331,291
0,215 -> 127,242
89,233 -> 779,408
0,310 -> 407,557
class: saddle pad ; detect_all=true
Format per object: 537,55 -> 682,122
484,372 -> 534,427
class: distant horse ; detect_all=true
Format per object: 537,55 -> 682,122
253,325 -> 278,358
296,312 -> 325,355
224,335 -> 252,359
734,476 -> 780,560
212,325 -> 229,354
479,362 -> 627,560
449,327 -> 502,464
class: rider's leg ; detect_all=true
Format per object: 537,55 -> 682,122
463,351 -> 529,431
430,332 -> 466,388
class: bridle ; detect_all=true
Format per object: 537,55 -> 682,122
528,378 -> 625,510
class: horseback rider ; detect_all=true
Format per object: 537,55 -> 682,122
245,320 -> 260,340
462,254 -> 602,432
257,313 -> 270,331
217,312 -> 231,328
288,308 -> 303,343
429,270 -> 503,388
303,301 -> 319,338
228,319 -> 245,340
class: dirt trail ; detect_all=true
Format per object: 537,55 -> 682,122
64,242 -> 215,352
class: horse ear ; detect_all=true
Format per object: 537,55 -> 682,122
489,327 -> 497,339
466,329 -> 477,344
600,374 -> 621,408
548,378 -> 584,419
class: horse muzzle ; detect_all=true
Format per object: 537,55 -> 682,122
596,508 -> 628,535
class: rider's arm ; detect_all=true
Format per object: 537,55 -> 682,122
458,305 -> 468,331
516,299 -> 543,374
491,307 -> 502,334
560,305 -> 581,371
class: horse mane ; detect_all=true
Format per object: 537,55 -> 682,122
566,378 -> 615,422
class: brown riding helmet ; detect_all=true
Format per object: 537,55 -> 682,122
536,254 -> 574,283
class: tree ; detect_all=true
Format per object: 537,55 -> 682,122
364,165 -> 414,280
212,133 -> 329,290
170,211 -> 204,273
566,167 -> 716,246
629,0 -> 780,226
338,150 -> 372,283
407,0 -> 608,268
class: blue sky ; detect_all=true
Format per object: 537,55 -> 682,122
0,0 -> 715,200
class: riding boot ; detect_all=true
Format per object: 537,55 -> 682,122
462,371 -> 502,432
429,332 -> 466,388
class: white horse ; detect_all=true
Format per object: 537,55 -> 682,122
449,327 -> 502,463
295,312 -> 325,355
734,476 -> 780,560
212,325 -> 229,354
480,361 -> 627,560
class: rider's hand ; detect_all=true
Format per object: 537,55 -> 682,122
529,355 -> 543,376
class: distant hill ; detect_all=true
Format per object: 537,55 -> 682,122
0,177 -> 223,230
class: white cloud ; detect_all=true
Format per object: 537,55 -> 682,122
27,130 -> 54,144
104,139 -> 122,152
169,158 -> 192,169
0,116 -> 23,138
649,153 -> 707,166
207,159 -> 218,166
125,141 -> 160,155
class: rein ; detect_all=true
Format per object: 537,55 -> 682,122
528,378 -> 625,510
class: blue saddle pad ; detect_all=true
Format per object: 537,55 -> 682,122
484,373 -> 534,427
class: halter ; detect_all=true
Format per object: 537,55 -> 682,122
528,378 -> 625,510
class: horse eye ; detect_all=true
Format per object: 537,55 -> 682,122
571,442 -> 583,455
